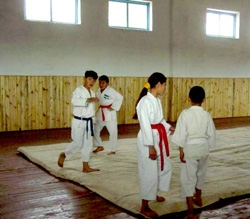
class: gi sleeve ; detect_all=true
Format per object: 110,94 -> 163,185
137,100 -> 154,146
171,111 -> 188,148
162,120 -> 172,137
71,87 -> 88,107
207,114 -> 216,149
111,88 -> 123,111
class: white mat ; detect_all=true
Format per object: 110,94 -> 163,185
17,127 -> 250,216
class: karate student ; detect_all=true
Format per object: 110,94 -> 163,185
172,86 -> 216,219
134,72 -> 174,218
58,70 -> 100,173
93,75 -> 123,155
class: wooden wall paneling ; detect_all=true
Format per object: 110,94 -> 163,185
233,79 -> 245,117
41,76 -> 47,129
49,76 -> 55,129
0,76 -> 4,131
63,77 -> 71,127
160,77 -> 171,122
223,78 -> 233,118
6,77 -> 11,131
20,76 -> 27,130
248,79 -> 250,116
125,77 -> 144,124
15,76 -> 21,131
170,78 -> 178,121
1,76 -> 8,131
109,77 -> 126,125
204,79 -> 212,114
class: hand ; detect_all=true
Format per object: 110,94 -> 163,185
179,147 -> 186,163
108,107 -> 114,111
149,146 -> 157,160
87,98 -> 99,103
169,126 -> 175,135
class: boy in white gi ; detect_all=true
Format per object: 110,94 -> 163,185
58,70 -> 100,173
134,72 -> 174,218
172,86 -> 216,219
93,75 -> 123,155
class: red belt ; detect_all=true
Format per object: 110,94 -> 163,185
100,104 -> 112,121
151,123 -> 170,171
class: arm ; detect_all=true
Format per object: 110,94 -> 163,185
110,89 -> 123,111
207,114 -> 216,150
171,111 -> 188,148
137,100 -> 154,146
71,87 -> 89,107
179,147 -> 186,163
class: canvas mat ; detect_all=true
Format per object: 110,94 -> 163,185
17,127 -> 250,216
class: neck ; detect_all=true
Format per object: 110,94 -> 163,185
150,88 -> 158,97
84,85 -> 90,91
192,103 -> 202,106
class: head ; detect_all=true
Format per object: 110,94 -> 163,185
99,75 -> 109,91
133,72 -> 167,119
84,70 -> 98,90
189,86 -> 205,105
148,72 -> 167,96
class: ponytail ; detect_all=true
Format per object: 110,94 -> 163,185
133,72 -> 167,120
133,87 -> 149,119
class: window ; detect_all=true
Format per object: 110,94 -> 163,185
109,0 -> 152,31
206,9 -> 239,38
24,0 -> 81,24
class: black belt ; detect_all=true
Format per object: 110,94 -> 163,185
73,116 -> 94,136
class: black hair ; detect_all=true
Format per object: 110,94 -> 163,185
99,75 -> 109,83
189,86 -> 205,104
85,70 -> 98,80
133,72 -> 167,119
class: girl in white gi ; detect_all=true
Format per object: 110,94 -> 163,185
58,71 -> 100,173
93,75 -> 123,155
172,86 -> 216,219
134,72 -> 174,218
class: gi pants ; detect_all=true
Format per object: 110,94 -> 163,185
94,120 -> 118,152
65,118 -> 93,162
137,148 -> 172,200
180,155 -> 209,197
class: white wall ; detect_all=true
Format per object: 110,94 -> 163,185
172,0 -> 250,78
1,0 -> 250,78
0,0 -> 171,77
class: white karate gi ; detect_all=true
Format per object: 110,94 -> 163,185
64,85 -> 96,163
93,86 -> 123,152
172,106 -> 216,197
136,92 -> 172,200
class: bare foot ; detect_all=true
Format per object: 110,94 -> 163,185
184,214 -> 197,219
83,167 -> 100,173
156,196 -> 165,202
140,208 -> 158,218
93,146 -> 104,153
58,152 -> 65,167
107,152 -> 116,155
193,196 -> 202,207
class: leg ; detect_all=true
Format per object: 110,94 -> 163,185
193,188 -> 202,207
93,122 -> 105,153
58,152 -> 65,167
186,197 -> 195,219
106,120 -> 118,154
83,162 -> 100,173
194,155 -> 209,207
140,199 -> 159,218
59,123 -> 85,167
81,132 -> 100,172
158,154 -> 172,192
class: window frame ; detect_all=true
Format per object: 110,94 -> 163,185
24,0 -> 80,24
109,0 -> 151,31
206,9 -> 239,39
